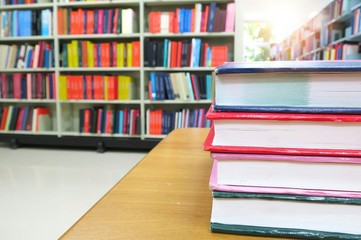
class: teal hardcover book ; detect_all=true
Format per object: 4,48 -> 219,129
214,61 -> 361,114
211,191 -> 361,239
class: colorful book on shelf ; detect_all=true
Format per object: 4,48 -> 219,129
210,153 -> 361,198
214,61 -> 361,113
210,191 -> 361,239
204,106 -> 361,157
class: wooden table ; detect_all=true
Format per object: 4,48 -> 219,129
61,128 -> 278,240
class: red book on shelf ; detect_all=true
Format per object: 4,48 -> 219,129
36,73 -> 42,99
93,43 -> 98,67
204,106 -> 361,157
93,75 -> 103,100
123,108 -> 129,134
79,9 -> 85,34
0,107 -> 9,130
83,109 -> 91,133
13,73 -> 22,99
170,41 -> 178,68
15,107 -> 25,131
86,10 -> 95,34
86,75 -> 93,100
57,9 -> 64,35
175,8 -> 180,33
111,42 -> 117,67
101,43 -> 110,67
70,10 -> 77,34
176,41 -> 182,67
97,9 -> 104,34
107,76 -> 116,101
201,5 -> 209,32
96,108 -> 103,134
168,12 -> 175,33
82,41 -> 88,67
105,109 -> 113,134
132,41 -> 140,67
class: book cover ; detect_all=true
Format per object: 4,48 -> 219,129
214,61 -> 361,113
211,191 -> 361,239
209,155 -> 361,198
204,106 -> 361,157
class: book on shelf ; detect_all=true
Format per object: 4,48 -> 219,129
0,73 -> 55,100
57,8 -> 138,35
204,106 -> 361,157
210,153 -> 361,198
59,74 -> 135,101
146,108 -> 210,135
61,40 -> 140,68
147,2 -> 234,34
148,72 -> 213,101
214,61 -> 361,113
144,38 -> 228,68
0,106 -> 51,132
210,190 -> 361,239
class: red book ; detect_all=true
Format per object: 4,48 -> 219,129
168,12 -> 175,33
0,107 -> 9,130
204,105 -> 361,157
79,9 -> 85,34
13,73 -> 22,99
93,75 -> 103,100
105,109 -> 113,134
111,42 -> 117,67
82,41 -> 88,68
107,76 -> 115,100
57,9 -> 64,35
83,109 -> 91,133
15,107 -> 24,131
86,10 -> 95,34
176,41 -> 182,67
1,74 -> 6,98
93,43 -> 98,67
97,9 -> 104,34
123,109 -> 128,134
170,41 -> 178,68
132,41 -> 140,67
97,108 -> 103,134
174,8 -> 180,33
86,75 -> 93,100
70,10 -> 77,34
101,43 -> 110,67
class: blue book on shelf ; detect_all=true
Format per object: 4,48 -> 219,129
118,110 -> 124,134
205,74 -> 212,100
163,39 -> 169,67
149,72 -> 157,100
214,61 -> 361,113
207,2 -> 217,32
41,9 -> 51,36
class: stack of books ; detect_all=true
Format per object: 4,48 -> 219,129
203,61 -> 361,239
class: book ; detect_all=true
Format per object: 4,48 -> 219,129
210,191 -> 361,239
204,106 -> 361,157
210,153 -> 361,198
214,61 -> 361,113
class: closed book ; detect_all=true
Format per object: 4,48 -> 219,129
211,191 -> 361,239
215,61 -> 361,113
210,153 -> 361,198
204,106 -> 361,157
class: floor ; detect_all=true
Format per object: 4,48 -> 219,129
0,143 -> 147,240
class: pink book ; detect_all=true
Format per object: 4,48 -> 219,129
209,153 -> 361,198
225,3 -> 235,32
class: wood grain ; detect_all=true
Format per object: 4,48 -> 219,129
60,128 -> 283,240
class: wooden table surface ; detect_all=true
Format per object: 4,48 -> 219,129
60,128 -> 280,240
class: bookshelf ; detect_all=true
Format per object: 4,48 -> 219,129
271,0 -> 361,61
0,0 -> 238,151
